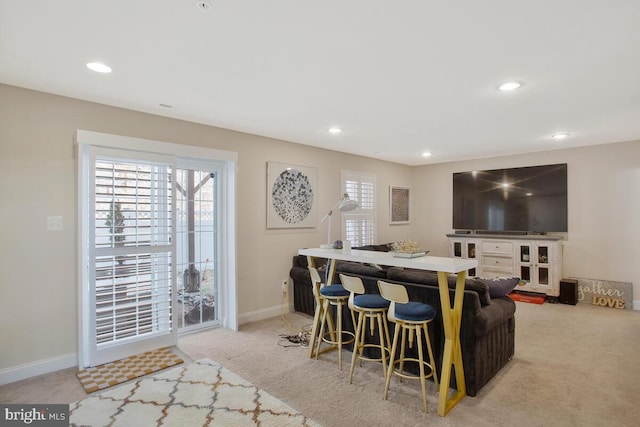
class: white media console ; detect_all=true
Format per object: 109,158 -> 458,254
446,233 -> 564,297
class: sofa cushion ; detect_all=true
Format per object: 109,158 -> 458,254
336,261 -> 388,278
474,277 -> 521,298
386,268 -> 491,306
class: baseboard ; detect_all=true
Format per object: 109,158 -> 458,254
239,303 -> 289,325
0,353 -> 77,386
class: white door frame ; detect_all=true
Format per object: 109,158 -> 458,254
76,130 -> 238,368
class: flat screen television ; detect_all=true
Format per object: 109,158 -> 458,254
453,163 -> 568,233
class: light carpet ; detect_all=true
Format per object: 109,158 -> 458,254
69,358 -> 320,427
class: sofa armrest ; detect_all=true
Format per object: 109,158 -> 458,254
292,254 -> 330,269
289,266 -> 315,316
470,297 -> 516,337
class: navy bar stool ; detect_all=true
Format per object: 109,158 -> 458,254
378,280 -> 439,413
339,274 -> 391,384
309,267 -> 355,369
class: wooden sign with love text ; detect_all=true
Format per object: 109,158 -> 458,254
572,277 -> 633,310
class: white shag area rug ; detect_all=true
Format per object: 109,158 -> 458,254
69,358 -> 321,427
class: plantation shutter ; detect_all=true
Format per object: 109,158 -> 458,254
342,171 -> 376,247
83,147 -> 176,367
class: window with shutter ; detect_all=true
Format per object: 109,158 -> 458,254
84,150 -> 175,366
95,158 -> 174,345
342,171 -> 376,247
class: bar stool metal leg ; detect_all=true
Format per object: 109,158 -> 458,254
316,296 -> 354,370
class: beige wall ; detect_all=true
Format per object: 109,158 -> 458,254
0,84 -> 411,372
1,82 -> 638,378
411,141 -> 640,306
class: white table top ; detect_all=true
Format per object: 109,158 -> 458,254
298,248 -> 478,274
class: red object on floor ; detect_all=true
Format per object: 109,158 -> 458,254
509,292 -> 545,304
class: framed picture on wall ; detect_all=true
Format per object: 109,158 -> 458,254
267,161 -> 317,229
389,185 -> 410,224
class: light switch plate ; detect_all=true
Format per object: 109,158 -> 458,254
47,216 -> 63,231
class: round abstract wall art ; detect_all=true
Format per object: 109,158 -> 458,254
271,168 -> 314,224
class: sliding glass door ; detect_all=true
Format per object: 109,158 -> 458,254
175,159 -> 222,332
78,131 -> 237,369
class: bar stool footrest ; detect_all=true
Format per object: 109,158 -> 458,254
355,343 -> 390,364
391,358 -> 436,381
320,331 -> 355,347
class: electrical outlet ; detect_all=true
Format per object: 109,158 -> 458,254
281,279 -> 288,294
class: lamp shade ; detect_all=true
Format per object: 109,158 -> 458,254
320,193 -> 359,248
338,195 -> 358,212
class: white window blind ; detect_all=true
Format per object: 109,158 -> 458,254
93,157 -> 173,348
342,171 -> 376,247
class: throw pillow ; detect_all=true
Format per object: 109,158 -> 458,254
475,277 -> 521,298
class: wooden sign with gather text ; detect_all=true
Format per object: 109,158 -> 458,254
572,277 -> 633,310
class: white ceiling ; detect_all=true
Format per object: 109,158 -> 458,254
1,1 -> 639,165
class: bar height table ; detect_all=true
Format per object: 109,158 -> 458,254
299,247 -> 478,416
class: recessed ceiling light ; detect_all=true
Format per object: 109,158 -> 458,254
196,1 -> 212,11
328,127 -> 342,134
552,132 -> 570,140
498,81 -> 522,91
86,62 -> 112,73
421,151 -> 432,158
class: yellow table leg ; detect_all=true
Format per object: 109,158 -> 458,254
436,270 -> 467,416
307,256 -> 322,358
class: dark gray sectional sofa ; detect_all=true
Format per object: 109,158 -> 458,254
289,244 -> 517,397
